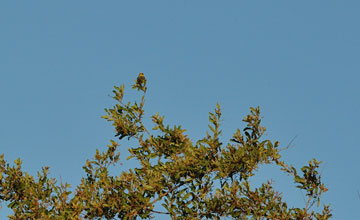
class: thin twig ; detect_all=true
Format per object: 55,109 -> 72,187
319,161 -> 327,178
151,209 -> 170,215
279,135 -> 298,151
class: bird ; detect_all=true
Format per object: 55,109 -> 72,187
137,72 -> 146,86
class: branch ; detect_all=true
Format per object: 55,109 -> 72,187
150,209 -> 170,215
279,135 -> 298,152
131,182 -> 186,218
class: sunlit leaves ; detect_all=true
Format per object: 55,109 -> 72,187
0,73 -> 331,219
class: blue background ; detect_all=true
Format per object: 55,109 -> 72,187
1,1 -> 359,219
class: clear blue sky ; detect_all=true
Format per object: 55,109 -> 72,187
1,1 -> 359,219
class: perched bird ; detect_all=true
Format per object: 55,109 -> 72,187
137,72 -> 146,86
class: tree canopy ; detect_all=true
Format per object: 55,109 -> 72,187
0,73 -> 331,219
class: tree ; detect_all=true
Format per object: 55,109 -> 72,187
0,73 -> 331,219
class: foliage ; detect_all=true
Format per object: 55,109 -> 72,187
0,73 -> 331,219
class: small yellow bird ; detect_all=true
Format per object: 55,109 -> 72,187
137,72 -> 146,86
